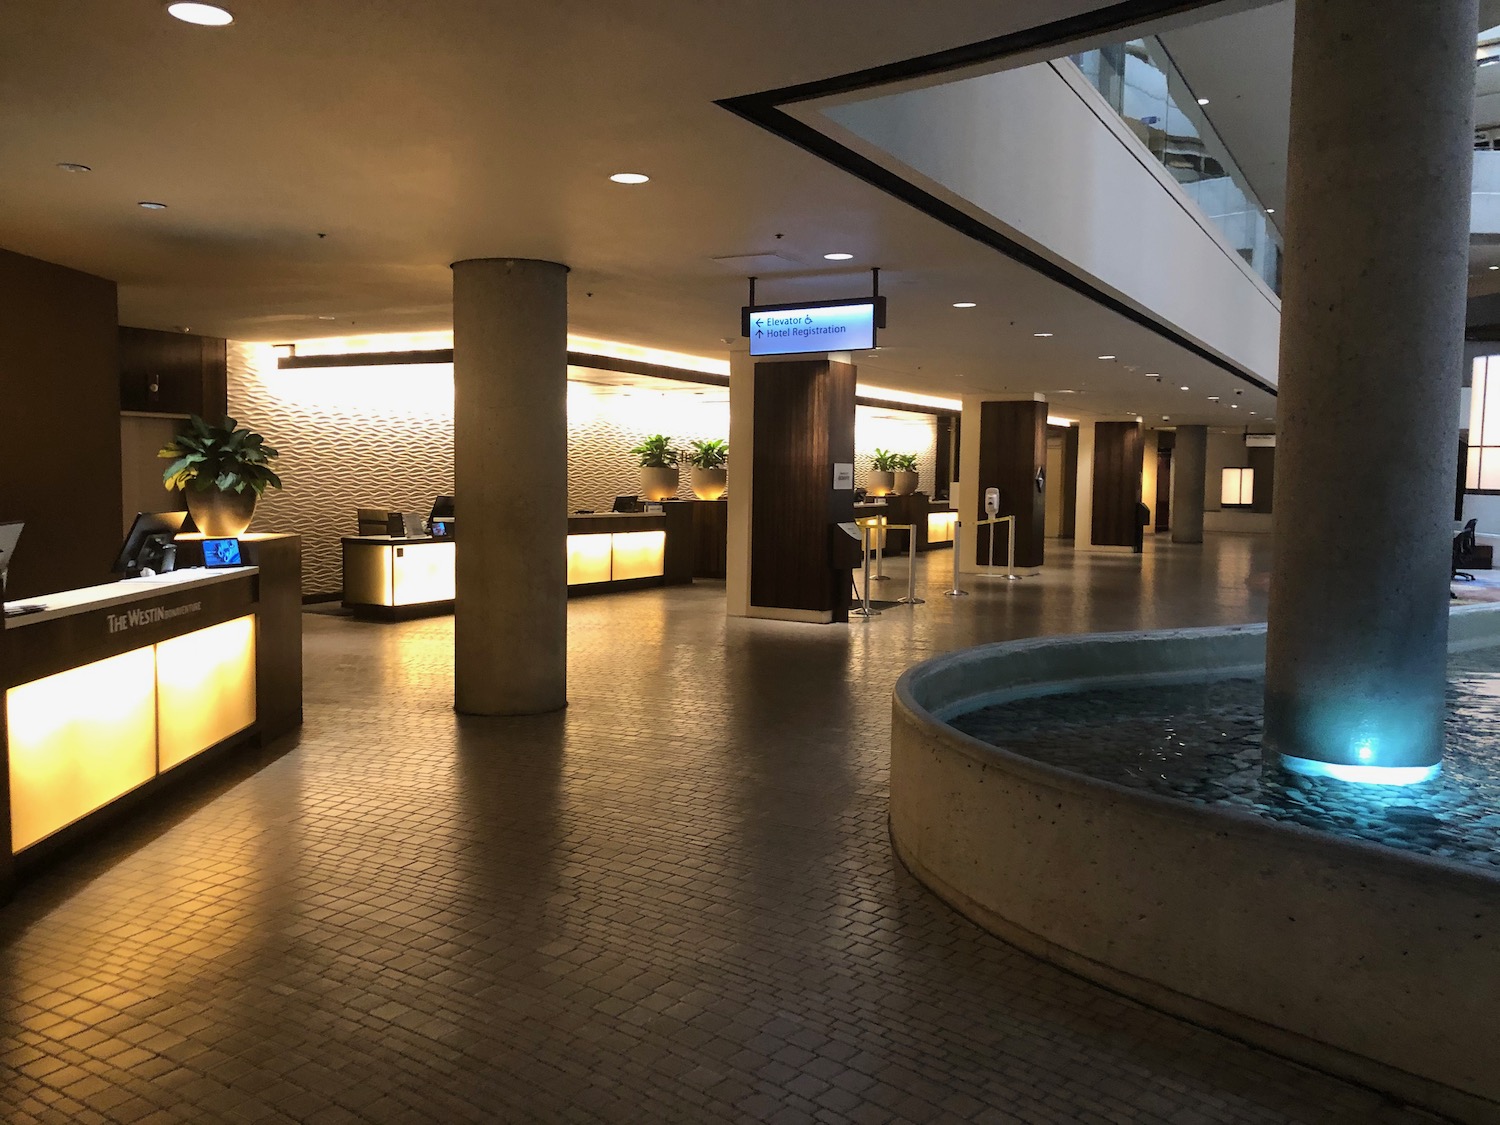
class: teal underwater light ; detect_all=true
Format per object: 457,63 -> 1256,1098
1280,755 -> 1441,786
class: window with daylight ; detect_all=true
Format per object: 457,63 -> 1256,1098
1469,356 -> 1500,493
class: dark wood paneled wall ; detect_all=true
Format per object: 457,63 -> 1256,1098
975,400 -> 1047,567
1091,421 -> 1144,547
119,326 -> 228,419
0,248 -> 120,598
934,415 -> 956,500
750,358 -> 856,619
1058,424 -> 1079,540
1248,446 -> 1276,514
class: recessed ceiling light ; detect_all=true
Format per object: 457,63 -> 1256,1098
1162,415 -> 1171,421
317,315 -> 336,321
1230,403 -> 1239,408
167,2 -> 234,26
1249,411 -> 1256,415
1265,208 -> 1276,214
1033,332 -> 1053,338
56,162 -> 91,173
138,201 -> 168,210
953,301 -> 977,308
1490,265 -> 1499,271
823,252 -> 854,261
1208,395 -> 1221,401
1179,385 -> 1190,391
1098,355 -> 1116,360
1196,97 -> 1210,106
1143,371 -> 1158,376
609,172 -> 649,184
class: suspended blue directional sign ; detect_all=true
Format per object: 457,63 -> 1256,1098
743,297 -> 884,357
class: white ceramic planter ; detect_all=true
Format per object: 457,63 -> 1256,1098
640,466 -> 680,501
689,465 -> 727,500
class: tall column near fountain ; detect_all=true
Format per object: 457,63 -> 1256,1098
1264,0 -> 1476,782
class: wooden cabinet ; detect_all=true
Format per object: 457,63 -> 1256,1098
119,326 -> 227,418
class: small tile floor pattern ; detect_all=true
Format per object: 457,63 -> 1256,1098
0,538 -> 1444,1124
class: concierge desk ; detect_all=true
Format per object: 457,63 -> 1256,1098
342,508 -> 693,617
0,534 -> 302,899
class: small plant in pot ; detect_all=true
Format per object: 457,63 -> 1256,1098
684,438 -> 729,500
868,448 -> 900,496
892,453 -> 920,496
630,434 -> 680,501
160,415 -> 283,537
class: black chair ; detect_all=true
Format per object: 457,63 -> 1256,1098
1453,519 -> 1478,582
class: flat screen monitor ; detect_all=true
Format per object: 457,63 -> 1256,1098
611,495 -> 638,513
430,495 -> 455,521
114,511 -> 189,577
202,537 -> 243,568
0,520 -> 22,593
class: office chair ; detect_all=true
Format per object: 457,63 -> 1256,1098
1453,519 -> 1478,582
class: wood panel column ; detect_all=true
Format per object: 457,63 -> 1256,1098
729,353 -> 856,623
958,396 -> 1047,570
1088,421 -> 1144,548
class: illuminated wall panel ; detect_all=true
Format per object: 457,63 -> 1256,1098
567,534 -> 613,585
1470,358 -> 1500,491
1220,467 -> 1255,507
392,542 -> 456,606
609,531 -> 666,581
156,616 -> 257,772
927,511 -> 957,543
7,648 -> 158,851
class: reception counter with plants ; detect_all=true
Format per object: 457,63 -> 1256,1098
341,507 -> 694,618
0,533 -> 303,901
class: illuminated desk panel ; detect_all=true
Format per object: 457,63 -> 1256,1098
156,615 -> 257,772
927,511 -> 957,545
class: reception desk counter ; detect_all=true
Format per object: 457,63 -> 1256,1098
342,507 -> 693,617
0,534 -> 302,898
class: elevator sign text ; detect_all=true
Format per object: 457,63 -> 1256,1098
747,301 -> 877,356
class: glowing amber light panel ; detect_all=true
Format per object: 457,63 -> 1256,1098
392,542 -> 455,606
7,648 -> 158,852
609,531 -> 666,581
1220,467 -> 1255,506
927,511 -> 957,544
567,534 -> 613,585
156,616 -> 257,772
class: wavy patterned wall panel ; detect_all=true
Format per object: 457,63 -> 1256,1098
228,343 -> 939,595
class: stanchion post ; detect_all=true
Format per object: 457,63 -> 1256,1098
872,514 -> 889,581
1005,516 -> 1021,581
897,523 -> 924,605
944,520 -> 969,597
851,521 -> 880,618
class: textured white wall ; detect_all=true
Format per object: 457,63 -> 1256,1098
228,342 -> 938,594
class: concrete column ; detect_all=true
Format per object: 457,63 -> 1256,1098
1170,425 -> 1206,544
451,258 -> 569,715
1265,0 -> 1475,781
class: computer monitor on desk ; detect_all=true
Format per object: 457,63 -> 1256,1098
611,495 -> 639,514
0,520 -> 22,596
114,511 -> 188,578
429,495 -> 456,538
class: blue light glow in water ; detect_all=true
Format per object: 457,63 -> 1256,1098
1278,755 -> 1439,787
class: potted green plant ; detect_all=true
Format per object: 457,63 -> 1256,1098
893,453 -> 920,496
630,434 -> 680,500
868,448 -> 899,497
684,438 -> 729,500
159,415 -> 283,537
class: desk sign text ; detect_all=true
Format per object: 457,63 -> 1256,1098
109,601 -> 202,635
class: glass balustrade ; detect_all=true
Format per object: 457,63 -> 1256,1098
1071,38 -> 1283,295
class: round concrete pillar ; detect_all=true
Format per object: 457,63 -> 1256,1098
452,258 -> 569,715
1264,0 -> 1475,781
1170,425 -> 1206,545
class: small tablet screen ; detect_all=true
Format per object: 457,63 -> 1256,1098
202,538 -> 243,568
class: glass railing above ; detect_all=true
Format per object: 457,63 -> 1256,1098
1070,38 -> 1282,295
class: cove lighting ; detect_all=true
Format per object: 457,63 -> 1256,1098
138,201 -> 168,210
823,252 -> 854,261
609,172 -> 650,184
167,2 -> 234,25
857,384 -> 961,411
952,302 -> 977,308
1046,416 -> 1076,426
1279,755 -> 1440,786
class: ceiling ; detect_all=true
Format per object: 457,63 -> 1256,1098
1,0 -> 1288,427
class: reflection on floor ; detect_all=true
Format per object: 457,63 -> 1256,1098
0,535 -> 1434,1122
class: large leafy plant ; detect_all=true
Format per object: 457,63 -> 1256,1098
684,438 -> 728,469
870,448 -> 901,472
160,415 -> 283,495
893,453 -> 919,472
630,434 -> 679,469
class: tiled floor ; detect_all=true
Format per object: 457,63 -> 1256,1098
0,536 -> 1443,1123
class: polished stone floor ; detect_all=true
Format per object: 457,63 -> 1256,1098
0,535 -> 1443,1123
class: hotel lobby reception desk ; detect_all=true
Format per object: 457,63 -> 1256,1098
0,534 -> 302,898
342,508 -> 693,617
